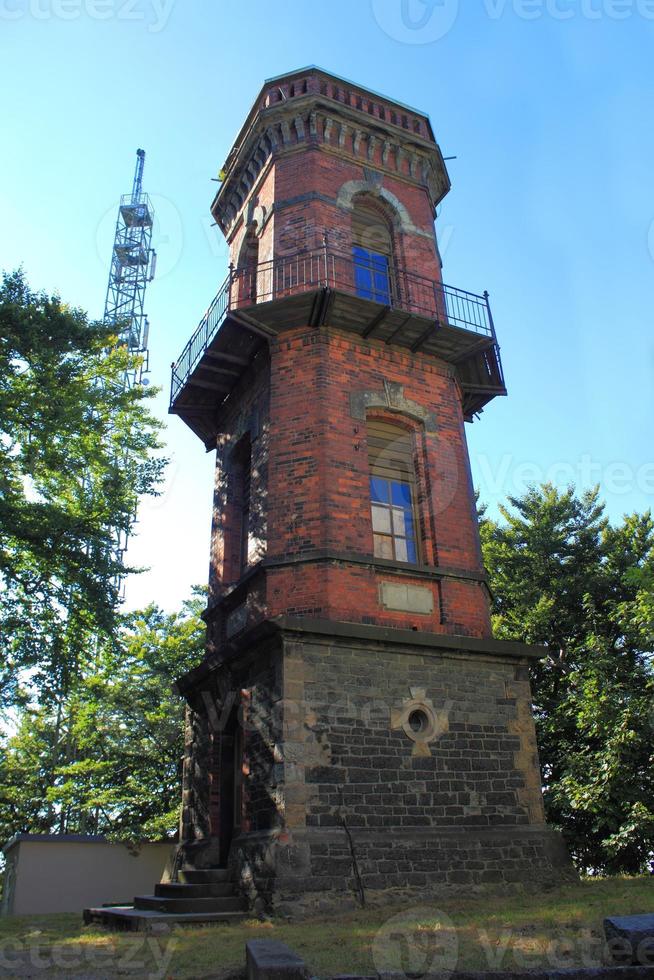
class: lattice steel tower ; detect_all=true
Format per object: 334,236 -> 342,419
103,148 -> 156,389
102,149 -> 156,583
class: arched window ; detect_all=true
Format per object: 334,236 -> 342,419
367,418 -> 419,564
237,227 -> 259,306
352,198 -> 394,305
232,434 -> 252,575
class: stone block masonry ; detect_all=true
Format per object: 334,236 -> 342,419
225,620 -> 574,913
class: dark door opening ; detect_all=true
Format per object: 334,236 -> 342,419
211,706 -> 242,866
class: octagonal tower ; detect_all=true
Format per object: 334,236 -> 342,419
170,67 -> 572,912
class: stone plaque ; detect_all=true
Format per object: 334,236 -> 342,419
379,581 -> 434,615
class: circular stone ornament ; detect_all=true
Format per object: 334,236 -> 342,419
391,688 -> 452,756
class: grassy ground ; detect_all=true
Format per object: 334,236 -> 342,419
0,877 -> 652,978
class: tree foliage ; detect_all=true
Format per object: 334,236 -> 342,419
0,596 -> 205,844
0,268 -> 175,845
481,485 -> 654,874
0,269 -> 165,708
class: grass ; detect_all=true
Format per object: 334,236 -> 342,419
0,877 -> 652,978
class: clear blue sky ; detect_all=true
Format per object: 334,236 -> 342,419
1,0 -> 652,612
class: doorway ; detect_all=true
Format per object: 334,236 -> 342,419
211,704 -> 243,866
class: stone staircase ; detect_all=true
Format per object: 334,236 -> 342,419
84,867 -> 249,930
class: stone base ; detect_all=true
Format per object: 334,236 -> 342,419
229,824 -> 576,916
179,619 -> 577,917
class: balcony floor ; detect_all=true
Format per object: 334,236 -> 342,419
170,287 -> 506,446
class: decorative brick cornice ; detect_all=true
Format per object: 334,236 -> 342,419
211,69 -> 450,236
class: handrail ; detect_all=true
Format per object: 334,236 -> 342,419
171,271 -> 231,403
170,247 -> 497,405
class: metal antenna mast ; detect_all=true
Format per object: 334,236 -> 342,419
103,148 -> 156,389
102,149 -> 157,587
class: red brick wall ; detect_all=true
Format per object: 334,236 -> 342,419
207,87 -> 491,640
263,326 -> 491,637
207,323 -> 491,640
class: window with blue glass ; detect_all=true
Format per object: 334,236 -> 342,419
370,477 -> 418,563
353,246 -> 391,304
352,198 -> 394,305
367,418 -> 419,564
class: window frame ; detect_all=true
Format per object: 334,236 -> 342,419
237,227 -> 259,306
351,198 -> 396,306
353,245 -> 393,305
370,474 -> 419,564
367,417 -> 421,567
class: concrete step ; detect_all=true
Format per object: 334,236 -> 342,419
134,894 -> 247,914
84,905 -> 248,931
155,881 -> 235,899
177,868 -> 231,884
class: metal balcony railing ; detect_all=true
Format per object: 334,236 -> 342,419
171,246 -> 497,404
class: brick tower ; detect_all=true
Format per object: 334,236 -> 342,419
170,67 -> 572,912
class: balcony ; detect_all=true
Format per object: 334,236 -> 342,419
170,246 -> 506,446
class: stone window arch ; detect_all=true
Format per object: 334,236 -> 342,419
337,179 -> 418,237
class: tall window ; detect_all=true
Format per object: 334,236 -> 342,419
352,199 -> 393,305
232,436 -> 251,575
368,419 -> 419,564
237,228 -> 259,306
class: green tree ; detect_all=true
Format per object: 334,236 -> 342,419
0,268 -> 167,838
0,595 -> 205,842
0,268 -> 165,710
481,485 -> 654,874
0,709 -> 59,847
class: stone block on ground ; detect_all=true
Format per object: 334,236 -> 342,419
246,939 -> 308,980
604,914 -> 654,966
